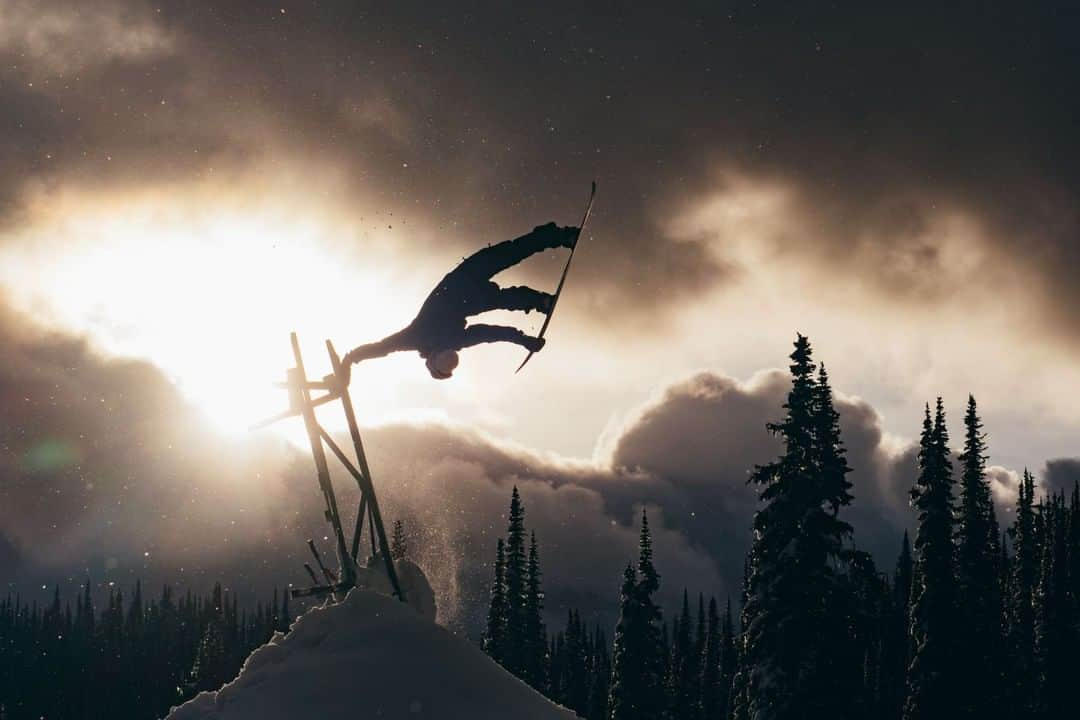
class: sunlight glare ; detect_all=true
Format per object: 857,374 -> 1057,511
0,193 -> 425,437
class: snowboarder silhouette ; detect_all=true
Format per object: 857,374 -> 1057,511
342,222 -> 579,380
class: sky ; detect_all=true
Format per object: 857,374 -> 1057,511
1,1 -> 1079,628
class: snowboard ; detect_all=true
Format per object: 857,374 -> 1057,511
515,181 -> 597,373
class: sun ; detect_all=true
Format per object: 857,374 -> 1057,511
0,189 -> 426,436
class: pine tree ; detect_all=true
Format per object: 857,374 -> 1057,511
729,553 -> 755,720
633,509 -> 665,718
587,626 -> 611,720
609,564 -> 642,720
840,550 -> 886,716
523,531 -> 548,691
719,597 -> 737,719
484,538 -> 508,664
813,364 -> 855,517
504,486 -> 528,675
608,510 -> 665,720
549,631 -> 564,702
1006,468 -> 1038,716
189,616 -> 227,693
561,610 -> 589,714
881,532 -> 914,720
700,597 -> 722,720
1034,493 -> 1073,718
668,589 -> 696,719
740,335 -> 854,720
904,399 -> 958,720
954,395 -> 1001,718
894,531 -> 913,618
691,593 -> 705,718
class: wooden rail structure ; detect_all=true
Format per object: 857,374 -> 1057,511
252,332 -> 404,603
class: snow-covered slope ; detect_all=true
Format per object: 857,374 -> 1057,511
165,587 -> 576,720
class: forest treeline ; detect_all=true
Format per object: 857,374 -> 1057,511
0,523 -> 409,719
4,335 -> 1080,719
482,334 -> 1080,720
0,580 -> 289,719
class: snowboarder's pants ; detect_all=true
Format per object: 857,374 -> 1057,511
454,223 -> 577,282
474,282 -> 551,314
459,324 -> 533,349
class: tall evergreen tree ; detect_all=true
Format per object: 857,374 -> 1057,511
484,538 -> 508,664
587,626 -> 611,720
718,597 -> 737,720
608,510 -> 665,720
1006,468 -> 1038,716
740,335 -> 854,720
699,597 -> 722,720
523,531 -> 548,690
904,399 -> 958,720
560,610 -> 590,714
730,556 -> 754,720
953,395 -> 1001,719
1034,493 -> 1073,718
881,532 -> 914,720
609,564 -> 642,720
504,486 -> 528,674
894,531 -> 913,618
691,593 -> 705,719
667,589 -> 697,720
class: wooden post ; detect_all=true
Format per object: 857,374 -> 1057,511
255,333 -> 406,604
290,333 -> 355,590
326,339 -> 405,601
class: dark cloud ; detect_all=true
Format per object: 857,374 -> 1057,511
0,530 -> 21,585
603,371 -> 915,580
1041,458 -> 1080,498
3,2 -> 1075,334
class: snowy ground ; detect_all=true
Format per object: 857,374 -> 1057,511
165,581 -> 576,720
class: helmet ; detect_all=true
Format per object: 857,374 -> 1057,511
425,349 -> 459,379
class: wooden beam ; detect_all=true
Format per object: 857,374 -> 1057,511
327,338 -> 405,602
249,388 -> 340,430
351,492 -> 369,562
291,333 -> 354,590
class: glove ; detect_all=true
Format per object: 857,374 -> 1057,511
337,352 -> 353,388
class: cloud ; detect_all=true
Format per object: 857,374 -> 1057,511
2,294 -> 924,627
353,363 -> 927,627
4,285 -> 1057,636
0,0 -> 174,72
1040,458 -> 1080,499
0,530 -> 22,585
5,1 -> 1073,335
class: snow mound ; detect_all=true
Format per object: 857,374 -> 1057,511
361,558 -> 437,623
165,588 -> 575,720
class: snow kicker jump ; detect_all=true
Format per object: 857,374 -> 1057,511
342,182 -> 597,379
